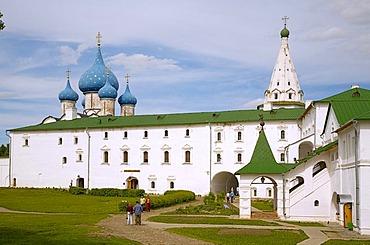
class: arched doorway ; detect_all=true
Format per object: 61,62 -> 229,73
211,171 -> 238,194
250,176 -> 278,218
126,176 -> 139,189
299,141 -> 313,159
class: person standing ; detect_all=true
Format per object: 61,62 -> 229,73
146,195 -> 151,212
133,201 -> 143,225
230,190 -> 235,203
140,196 -> 146,211
126,203 -> 134,225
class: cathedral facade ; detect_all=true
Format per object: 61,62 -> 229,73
5,23 -> 370,235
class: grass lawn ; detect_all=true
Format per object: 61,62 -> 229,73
323,240 -> 370,244
251,199 -> 274,212
149,215 -> 279,226
0,188 -> 140,244
167,227 -> 308,245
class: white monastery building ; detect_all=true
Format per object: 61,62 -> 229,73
4,21 -> 370,235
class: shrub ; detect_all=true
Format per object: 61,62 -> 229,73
89,188 -> 145,197
69,186 -> 86,195
150,190 -> 195,209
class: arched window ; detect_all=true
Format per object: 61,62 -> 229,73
144,131 -> 148,138
123,131 -> 128,138
313,161 -> 326,177
58,138 -> 63,145
104,132 -> 108,139
252,188 -> 257,197
170,181 -> 174,189
274,93 -> 278,99
267,188 -> 272,197
62,157 -> 67,164
280,153 -> 285,162
237,132 -> 242,141
185,129 -> 190,137
217,132 -> 222,141
78,154 -> 82,162
103,151 -> 109,163
217,153 -> 222,162
24,139 -> 29,146
314,200 -> 319,206
143,151 -> 149,163
280,130 -> 285,140
237,153 -> 242,162
151,181 -> 155,189
289,176 -> 304,193
164,151 -> 169,163
185,150 -> 191,163
123,151 -> 128,163
164,130 -> 169,137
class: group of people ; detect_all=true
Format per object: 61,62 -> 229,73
125,195 -> 151,225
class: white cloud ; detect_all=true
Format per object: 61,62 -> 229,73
330,0 -> 370,24
243,98 -> 264,109
312,27 -> 345,41
107,53 -> 182,73
58,43 -> 90,65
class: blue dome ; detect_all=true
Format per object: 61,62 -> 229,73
78,46 -> 119,93
58,79 -> 79,101
98,75 -> 117,99
118,83 -> 137,105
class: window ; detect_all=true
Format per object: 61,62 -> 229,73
237,132 -> 242,141
151,181 -> 155,189
253,188 -> 257,197
185,129 -> 190,137
77,154 -> 82,162
123,131 -> 128,139
164,130 -> 169,137
24,139 -> 29,146
104,132 -> 108,139
170,181 -> 174,189
58,138 -> 63,145
143,151 -> 149,163
312,161 -> 326,177
280,153 -> 285,162
144,131 -> 148,138
280,130 -> 285,140
267,188 -> 272,197
123,151 -> 128,163
289,93 -> 292,99
288,81 -> 291,85
237,153 -> 242,162
164,151 -> 169,163
274,93 -> 278,99
62,157 -> 67,164
185,150 -> 191,163
217,153 -> 222,162
217,132 -> 222,141
314,200 -> 319,206
103,151 -> 109,163
74,137 -> 78,144
289,176 -> 304,193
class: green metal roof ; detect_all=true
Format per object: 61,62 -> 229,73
9,108 -> 304,132
235,130 -> 297,175
318,87 -> 370,103
331,101 -> 370,125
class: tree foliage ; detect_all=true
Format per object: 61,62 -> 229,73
0,144 -> 9,157
0,11 -> 5,30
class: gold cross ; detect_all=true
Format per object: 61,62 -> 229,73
125,74 -> 130,84
66,68 -> 71,79
282,16 -> 289,26
96,32 -> 102,46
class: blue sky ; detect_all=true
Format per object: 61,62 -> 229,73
1,0 -> 370,145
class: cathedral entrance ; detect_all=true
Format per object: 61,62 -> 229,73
211,171 -> 238,194
126,176 -> 139,189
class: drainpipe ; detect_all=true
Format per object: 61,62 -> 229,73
353,120 -> 360,228
208,122 -> 212,193
5,130 -> 11,187
85,128 -> 91,192
282,173 -> 286,216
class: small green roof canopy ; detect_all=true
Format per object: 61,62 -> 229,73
235,129 -> 297,175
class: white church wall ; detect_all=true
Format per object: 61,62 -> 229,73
0,158 -> 9,187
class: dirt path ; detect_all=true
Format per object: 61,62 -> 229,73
96,198 -> 213,245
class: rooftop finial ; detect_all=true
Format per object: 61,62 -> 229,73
96,32 -> 102,47
282,16 -> 289,27
125,74 -> 130,84
66,68 -> 71,80
259,113 -> 265,130
106,65 -> 111,76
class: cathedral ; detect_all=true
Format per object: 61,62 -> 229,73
4,21 -> 370,235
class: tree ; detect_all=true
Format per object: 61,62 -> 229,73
0,11 -> 5,30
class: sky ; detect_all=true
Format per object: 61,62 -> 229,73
1,0 -> 370,145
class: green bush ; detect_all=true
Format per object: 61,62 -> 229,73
150,190 -> 195,209
69,186 -> 86,195
89,188 -> 145,197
